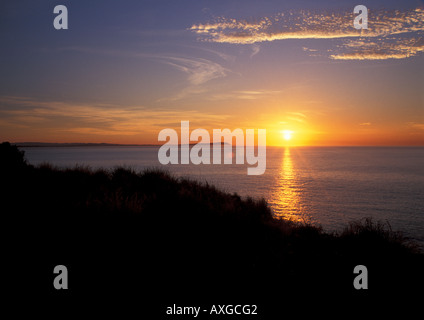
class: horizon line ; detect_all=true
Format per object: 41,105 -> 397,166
9,141 -> 424,148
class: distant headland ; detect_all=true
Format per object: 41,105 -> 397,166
14,142 -> 230,148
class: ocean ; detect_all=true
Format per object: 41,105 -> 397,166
22,146 -> 424,246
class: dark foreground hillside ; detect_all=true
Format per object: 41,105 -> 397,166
1,142 -> 423,317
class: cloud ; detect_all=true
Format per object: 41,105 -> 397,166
287,112 -> 306,118
209,89 -> 281,100
303,47 -> 318,52
159,56 -> 229,85
359,122 -> 371,126
193,46 -> 236,62
57,47 -> 230,94
331,35 -> 424,60
250,44 -> 261,58
408,122 -> 424,130
0,96 -> 231,137
190,8 -> 424,60
151,55 -> 231,100
286,112 -> 307,123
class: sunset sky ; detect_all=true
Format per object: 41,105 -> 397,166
0,0 -> 423,146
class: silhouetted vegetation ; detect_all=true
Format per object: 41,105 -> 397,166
2,142 -> 423,312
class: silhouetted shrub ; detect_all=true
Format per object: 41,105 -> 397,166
0,142 -> 28,170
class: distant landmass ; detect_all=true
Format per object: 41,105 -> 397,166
14,142 -> 158,147
14,142 -> 230,147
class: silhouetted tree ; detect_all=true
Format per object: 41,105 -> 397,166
0,142 -> 28,170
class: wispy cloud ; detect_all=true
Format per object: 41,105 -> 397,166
209,89 -> 281,100
0,96 -> 231,137
287,112 -> 307,118
407,122 -> 424,130
250,44 -> 261,58
157,56 -> 229,85
192,46 -> 236,62
286,112 -> 307,123
56,46 -> 230,98
190,8 -> 424,60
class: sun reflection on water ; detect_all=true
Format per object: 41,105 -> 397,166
270,148 -> 309,223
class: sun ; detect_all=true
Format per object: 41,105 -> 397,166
281,130 -> 293,141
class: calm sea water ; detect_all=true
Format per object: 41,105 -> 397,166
22,146 -> 424,246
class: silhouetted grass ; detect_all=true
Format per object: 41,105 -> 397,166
1,141 -> 423,306
341,218 -> 420,251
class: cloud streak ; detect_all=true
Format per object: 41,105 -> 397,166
331,36 -> 424,60
56,47 -> 230,96
190,8 -> 424,60
159,56 -> 228,85
209,89 -> 281,101
0,96 -> 231,137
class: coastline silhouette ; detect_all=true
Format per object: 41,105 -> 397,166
2,141 -> 423,315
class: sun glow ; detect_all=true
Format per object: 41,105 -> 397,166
282,130 -> 293,141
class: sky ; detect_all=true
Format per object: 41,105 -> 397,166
0,0 -> 423,146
